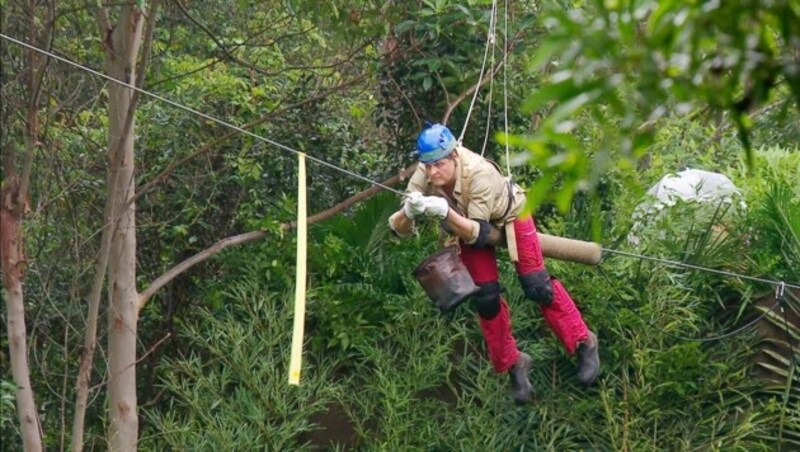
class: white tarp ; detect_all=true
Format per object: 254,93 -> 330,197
629,169 -> 747,245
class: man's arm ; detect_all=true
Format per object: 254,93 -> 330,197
388,165 -> 429,238
388,209 -> 415,237
421,197 -> 481,244
442,209 -> 478,242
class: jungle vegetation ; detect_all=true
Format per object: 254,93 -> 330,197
1,0 -> 798,450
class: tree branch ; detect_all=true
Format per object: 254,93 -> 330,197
146,14 -> 295,88
386,70 -> 421,129
94,1 -> 113,57
86,333 -> 172,393
18,0 -> 54,209
130,73 -> 368,209
441,27 -> 526,125
173,0 -> 368,77
137,35 -> 513,309
137,163 -> 417,309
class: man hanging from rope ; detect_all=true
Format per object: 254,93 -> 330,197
389,123 -> 600,404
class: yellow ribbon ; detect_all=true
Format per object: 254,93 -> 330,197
288,153 -> 307,385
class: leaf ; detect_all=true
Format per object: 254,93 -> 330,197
555,178 -> 577,213
544,88 -> 604,126
395,20 -> 417,34
522,171 -> 554,216
632,130 -> 655,158
527,39 -> 565,73
522,79 -> 577,113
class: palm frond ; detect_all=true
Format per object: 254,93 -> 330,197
754,181 -> 800,279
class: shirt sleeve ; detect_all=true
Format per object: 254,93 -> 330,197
463,219 -> 481,245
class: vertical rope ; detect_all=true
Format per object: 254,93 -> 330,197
503,0 -> 512,178
458,0 -> 498,144
480,0 -> 498,157
288,152 -> 307,385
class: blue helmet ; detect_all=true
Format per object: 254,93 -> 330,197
416,123 -> 456,164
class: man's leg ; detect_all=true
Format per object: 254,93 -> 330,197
459,242 -> 532,403
459,242 -> 518,372
513,216 -> 599,385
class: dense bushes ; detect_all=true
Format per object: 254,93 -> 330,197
3,2 -> 798,449
137,145 -> 798,450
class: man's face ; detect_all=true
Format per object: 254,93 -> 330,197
425,155 -> 457,187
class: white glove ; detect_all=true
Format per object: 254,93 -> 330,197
422,196 -> 449,219
403,192 -> 426,220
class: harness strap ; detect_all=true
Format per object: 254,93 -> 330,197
459,155 -> 519,262
461,159 -> 472,215
501,177 -> 514,219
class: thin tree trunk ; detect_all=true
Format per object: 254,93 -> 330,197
0,1 -> 51,446
1,172 -> 42,452
103,5 -> 144,450
73,2 -> 158,448
71,159 -> 121,451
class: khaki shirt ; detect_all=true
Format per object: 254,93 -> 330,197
403,146 -> 526,244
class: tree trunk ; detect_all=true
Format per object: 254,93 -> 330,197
0,1 -> 50,446
1,173 -> 42,452
103,6 -> 144,450
71,157 -> 120,452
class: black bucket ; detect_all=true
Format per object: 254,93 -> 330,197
412,246 -> 479,312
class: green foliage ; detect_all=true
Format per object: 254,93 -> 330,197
142,163 -> 798,449
742,147 -> 800,282
5,0 -> 800,449
379,0 -> 540,169
141,276 -> 346,450
739,147 -> 800,448
0,379 -> 21,450
308,191 -> 431,353
515,0 -> 800,213
754,182 -> 800,276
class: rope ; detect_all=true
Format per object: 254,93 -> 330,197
601,248 -> 800,290
479,0 -> 497,157
502,0 -> 512,179
476,0 -> 512,180
475,0 -> 513,183
458,0 -> 498,144
0,33 -> 405,196
478,73 -> 494,157
7,34 -> 799,295
596,264 -> 785,343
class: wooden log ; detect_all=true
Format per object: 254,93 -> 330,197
538,233 -> 603,265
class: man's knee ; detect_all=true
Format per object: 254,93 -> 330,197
519,270 -> 553,305
473,281 -> 501,319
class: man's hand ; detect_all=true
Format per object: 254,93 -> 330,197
422,196 -> 449,219
403,192 -> 426,220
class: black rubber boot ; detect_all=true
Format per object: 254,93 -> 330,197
576,331 -> 600,386
508,352 -> 533,404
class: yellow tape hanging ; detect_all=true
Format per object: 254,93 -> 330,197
288,152 -> 307,385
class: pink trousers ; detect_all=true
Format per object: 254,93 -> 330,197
459,215 -> 589,373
